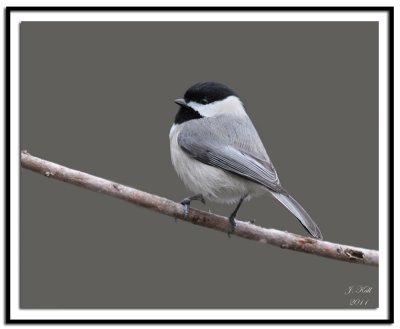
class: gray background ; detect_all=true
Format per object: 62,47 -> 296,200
20,22 -> 378,308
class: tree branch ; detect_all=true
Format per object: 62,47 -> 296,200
20,150 -> 378,267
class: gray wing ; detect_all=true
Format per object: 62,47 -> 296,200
177,116 -> 283,193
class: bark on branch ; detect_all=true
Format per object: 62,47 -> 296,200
20,151 -> 379,267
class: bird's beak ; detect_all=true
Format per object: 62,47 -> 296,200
174,98 -> 189,108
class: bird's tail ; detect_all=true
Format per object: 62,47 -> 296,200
270,191 -> 323,240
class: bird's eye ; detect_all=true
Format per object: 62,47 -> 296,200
200,98 -> 208,105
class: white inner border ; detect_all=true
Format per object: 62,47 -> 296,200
9,10 -> 389,321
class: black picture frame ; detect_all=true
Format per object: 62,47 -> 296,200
5,6 -> 394,324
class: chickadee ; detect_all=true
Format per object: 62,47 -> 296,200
170,81 -> 322,239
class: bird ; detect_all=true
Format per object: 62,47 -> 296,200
169,81 -> 323,239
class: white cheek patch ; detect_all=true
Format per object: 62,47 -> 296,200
187,101 -> 217,117
188,96 -> 246,118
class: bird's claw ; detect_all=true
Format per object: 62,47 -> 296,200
182,203 -> 189,220
178,195 -> 205,221
179,198 -> 192,220
227,216 -> 237,238
180,197 -> 191,206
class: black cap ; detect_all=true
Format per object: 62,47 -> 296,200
183,81 -> 238,105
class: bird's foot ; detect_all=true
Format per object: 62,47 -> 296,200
227,215 -> 236,238
226,195 -> 246,238
177,194 -> 205,221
